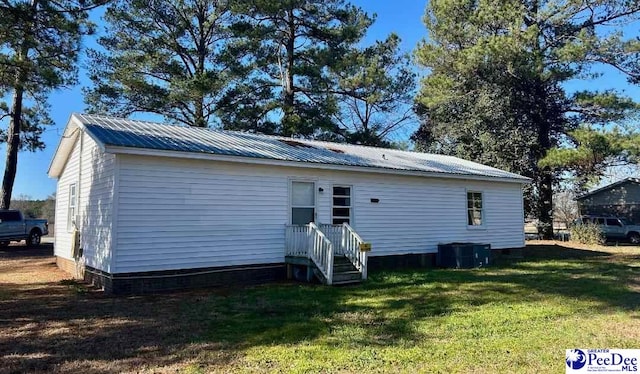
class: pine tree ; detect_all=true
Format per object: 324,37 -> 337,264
85,0 -> 238,128
219,0 -> 373,137
0,0 -> 98,208
414,0 -> 640,238
331,34 -> 416,146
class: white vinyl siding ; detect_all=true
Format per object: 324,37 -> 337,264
54,137 -> 80,260
352,179 -> 523,255
54,132 -> 115,272
115,155 -> 288,273
112,155 -> 525,273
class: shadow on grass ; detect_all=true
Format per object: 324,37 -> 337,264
523,243 -> 612,260
0,243 -> 638,372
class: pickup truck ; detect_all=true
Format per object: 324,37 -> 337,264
576,215 -> 640,244
0,209 -> 49,247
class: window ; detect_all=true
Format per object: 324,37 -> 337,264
606,218 -> 622,227
0,211 -> 21,221
595,218 -> 605,225
291,181 -> 315,225
68,183 -> 77,231
332,186 -> 352,225
467,191 -> 483,226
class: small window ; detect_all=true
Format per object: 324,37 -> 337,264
332,186 -> 352,225
582,217 -> 591,224
68,183 -> 77,231
595,218 -> 605,225
606,219 -> 622,227
467,191 -> 483,226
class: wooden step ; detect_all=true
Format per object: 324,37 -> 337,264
333,263 -> 357,272
333,256 -> 352,264
311,257 -> 363,286
332,270 -> 362,283
332,279 -> 362,286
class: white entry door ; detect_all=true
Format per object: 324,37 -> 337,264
291,181 -> 315,225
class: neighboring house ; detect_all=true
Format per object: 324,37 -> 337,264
576,178 -> 640,224
49,113 -> 530,293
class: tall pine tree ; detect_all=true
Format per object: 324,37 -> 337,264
219,0 -> 373,137
330,34 -> 417,146
0,0 -> 98,208
85,0 -> 238,128
414,0 -> 640,238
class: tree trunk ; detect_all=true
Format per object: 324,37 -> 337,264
194,5 -> 206,128
536,98 -> 554,240
1,83 -> 25,209
524,0 -> 554,239
282,7 -> 296,136
537,170 -> 554,239
1,0 -> 35,209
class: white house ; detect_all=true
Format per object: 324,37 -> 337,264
49,113 -> 530,293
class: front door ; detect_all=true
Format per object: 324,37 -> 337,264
291,181 -> 315,225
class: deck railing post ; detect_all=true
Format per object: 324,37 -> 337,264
327,246 -> 333,285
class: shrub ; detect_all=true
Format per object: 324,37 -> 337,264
570,223 -> 605,245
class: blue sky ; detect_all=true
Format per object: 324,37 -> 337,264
3,0 -> 639,199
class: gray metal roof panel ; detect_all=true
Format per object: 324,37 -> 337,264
73,113 -> 529,181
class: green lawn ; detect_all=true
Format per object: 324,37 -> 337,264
1,242 -> 639,373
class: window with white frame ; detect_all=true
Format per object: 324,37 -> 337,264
332,186 -> 351,225
68,183 -> 77,231
291,181 -> 315,225
467,191 -> 483,226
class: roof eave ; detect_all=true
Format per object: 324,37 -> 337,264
104,145 -> 532,184
48,114 -> 106,178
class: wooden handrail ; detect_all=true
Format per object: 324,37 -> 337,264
308,222 -> 334,285
343,223 -> 364,242
341,223 -> 368,280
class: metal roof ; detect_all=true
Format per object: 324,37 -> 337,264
63,113 -> 529,182
576,177 -> 640,200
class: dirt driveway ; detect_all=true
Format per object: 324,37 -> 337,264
0,244 -> 230,374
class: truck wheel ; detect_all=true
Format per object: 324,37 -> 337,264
27,229 -> 42,247
629,232 -> 640,245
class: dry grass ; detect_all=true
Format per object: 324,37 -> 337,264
1,241 -> 639,373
